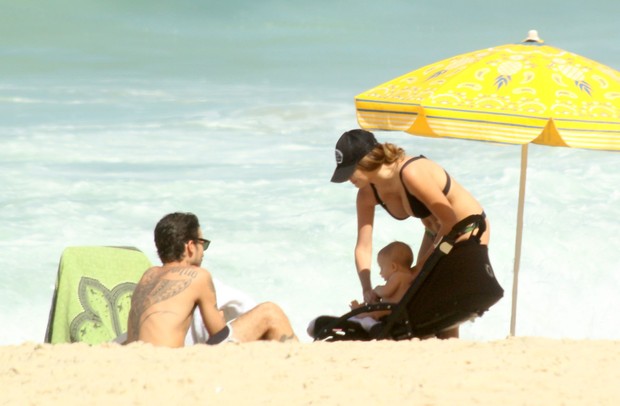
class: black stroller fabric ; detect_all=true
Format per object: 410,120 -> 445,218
312,214 -> 503,341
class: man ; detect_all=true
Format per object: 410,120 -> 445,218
126,212 -> 297,347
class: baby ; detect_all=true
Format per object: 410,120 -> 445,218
307,241 -> 417,337
350,241 -> 417,326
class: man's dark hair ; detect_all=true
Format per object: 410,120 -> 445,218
154,212 -> 200,263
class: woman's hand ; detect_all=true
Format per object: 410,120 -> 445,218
363,289 -> 380,304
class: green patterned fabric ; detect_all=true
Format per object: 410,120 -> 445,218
45,246 -> 151,344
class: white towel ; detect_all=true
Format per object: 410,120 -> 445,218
306,315 -> 380,338
185,277 -> 257,345
348,316 -> 380,331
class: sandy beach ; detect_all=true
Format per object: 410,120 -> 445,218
1,337 -> 619,405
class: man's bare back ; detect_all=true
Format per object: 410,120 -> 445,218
127,265 -> 220,347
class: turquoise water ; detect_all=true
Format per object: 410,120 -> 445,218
1,0 -> 619,344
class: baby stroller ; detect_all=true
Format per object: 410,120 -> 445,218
311,214 -> 503,341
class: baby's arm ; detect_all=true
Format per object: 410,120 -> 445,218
349,299 -> 390,321
350,300 -> 363,310
374,274 -> 405,302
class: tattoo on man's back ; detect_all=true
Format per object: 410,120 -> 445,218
129,267 -> 197,336
170,267 -> 198,278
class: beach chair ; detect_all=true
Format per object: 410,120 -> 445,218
311,214 -> 503,341
44,246 -> 152,345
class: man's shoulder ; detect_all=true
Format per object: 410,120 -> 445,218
166,265 -> 212,277
145,264 -> 213,283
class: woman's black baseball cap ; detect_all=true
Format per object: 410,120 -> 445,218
330,129 -> 378,183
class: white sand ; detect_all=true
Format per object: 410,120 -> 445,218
2,337 -> 620,405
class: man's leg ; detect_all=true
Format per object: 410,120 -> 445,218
230,302 -> 297,342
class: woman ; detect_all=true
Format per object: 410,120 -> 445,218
330,129 -> 490,338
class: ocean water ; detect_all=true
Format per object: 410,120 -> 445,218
1,0 -> 619,344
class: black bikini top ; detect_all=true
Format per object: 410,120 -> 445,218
370,156 -> 451,220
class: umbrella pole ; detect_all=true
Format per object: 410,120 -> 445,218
510,144 -> 528,336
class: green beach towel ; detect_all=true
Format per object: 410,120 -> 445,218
45,246 -> 152,344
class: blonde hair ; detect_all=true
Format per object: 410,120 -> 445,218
378,241 -> 414,269
357,142 -> 405,172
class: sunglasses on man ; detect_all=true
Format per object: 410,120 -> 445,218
196,238 -> 210,251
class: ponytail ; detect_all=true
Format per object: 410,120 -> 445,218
358,142 -> 405,172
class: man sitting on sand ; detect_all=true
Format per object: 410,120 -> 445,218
126,212 -> 297,347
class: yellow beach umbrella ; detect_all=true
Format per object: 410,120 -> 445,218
355,30 -> 620,335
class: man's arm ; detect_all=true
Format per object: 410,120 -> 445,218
196,269 -> 227,336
